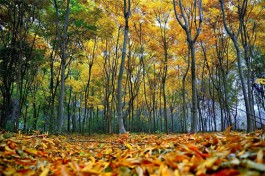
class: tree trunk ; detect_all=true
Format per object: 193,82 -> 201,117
182,53 -> 190,132
190,43 -> 198,132
170,107 -> 174,132
173,0 -> 202,133
233,39 -> 253,132
58,0 -> 70,134
162,79 -> 168,133
219,0 -> 253,132
67,87 -> 72,133
117,0 -> 130,134
72,95 -> 77,132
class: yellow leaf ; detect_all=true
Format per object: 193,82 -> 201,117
69,162 -> 80,173
104,148 -> 113,154
204,157 -> 218,167
40,167 -> 50,176
24,147 -> 38,155
159,164 -> 174,176
42,142 -> 47,149
5,145 -> 14,152
125,142 -> 133,150
81,168 -> 100,175
255,78 -> 265,85
3,167 -> 16,175
89,156 -> 96,163
174,170 -> 181,176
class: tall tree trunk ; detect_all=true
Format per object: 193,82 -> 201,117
117,0 -> 131,134
58,0 -> 70,133
156,10 -> 170,134
173,0 -> 202,133
13,0 -> 25,132
234,39 -> 253,132
181,54 -> 190,132
242,24 -> 256,128
72,95 -> 77,132
190,43 -> 198,132
162,79 -> 168,133
159,84 -> 163,132
48,0 -> 60,133
219,0 -> 254,132
78,97 -> 82,133
67,87 -> 72,133
32,101 -> 37,130
170,106 -> 174,132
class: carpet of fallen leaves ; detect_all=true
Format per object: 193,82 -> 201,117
0,129 -> 264,176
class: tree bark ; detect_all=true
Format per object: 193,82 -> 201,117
219,0 -> 254,132
173,0 -> 203,133
58,0 -> 70,133
117,0 -> 131,134
190,43 -> 198,132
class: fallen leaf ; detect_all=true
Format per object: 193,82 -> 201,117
213,169 -> 239,176
124,142 -> 133,150
24,147 -> 38,155
224,126 -> 232,136
135,166 -> 143,176
242,159 -> 265,172
256,149 -> 263,164
39,167 -> 50,176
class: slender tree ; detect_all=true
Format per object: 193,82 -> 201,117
219,0 -> 254,132
58,0 -> 70,133
173,0 -> 203,132
117,0 -> 131,134
154,3 -> 171,134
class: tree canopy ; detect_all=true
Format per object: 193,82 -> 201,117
0,0 -> 265,134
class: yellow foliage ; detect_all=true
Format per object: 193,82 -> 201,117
255,78 -> 265,85
26,33 -> 48,52
66,79 -> 84,93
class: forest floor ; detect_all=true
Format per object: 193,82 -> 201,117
0,128 -> 264,176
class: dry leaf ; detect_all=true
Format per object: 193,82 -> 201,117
256,149 -> 263,164
0,132 -> 264,175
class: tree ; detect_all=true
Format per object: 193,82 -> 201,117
117,0 -> 131,134
57,0 -> 70,134
0,0 -> 47,130
1,0 -> 265,134
173,0 -> 203,132
219,0 -> 254,132
153,1 -> 171,134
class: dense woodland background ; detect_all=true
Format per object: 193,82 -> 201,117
0,0 -> 264,134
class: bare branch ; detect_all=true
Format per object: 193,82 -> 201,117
172,0 -> 186,29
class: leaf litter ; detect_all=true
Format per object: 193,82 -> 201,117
0,129 -> 264,176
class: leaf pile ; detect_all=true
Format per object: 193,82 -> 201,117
0,130 -> 264,176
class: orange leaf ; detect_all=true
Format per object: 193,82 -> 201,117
213,169 -> 239,176
224,126 -> 232,135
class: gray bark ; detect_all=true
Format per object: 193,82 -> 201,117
117,0 -> 131,134
173,0 -> 203,132
58,0 -> 70,133
219,0 -> 254,132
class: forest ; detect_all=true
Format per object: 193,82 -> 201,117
1,0 -> 265,175
0,0 -> 265,134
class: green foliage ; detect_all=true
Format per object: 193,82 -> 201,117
252,51 -> 265,78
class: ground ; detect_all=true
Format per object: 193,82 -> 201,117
0,128 -> 264,176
